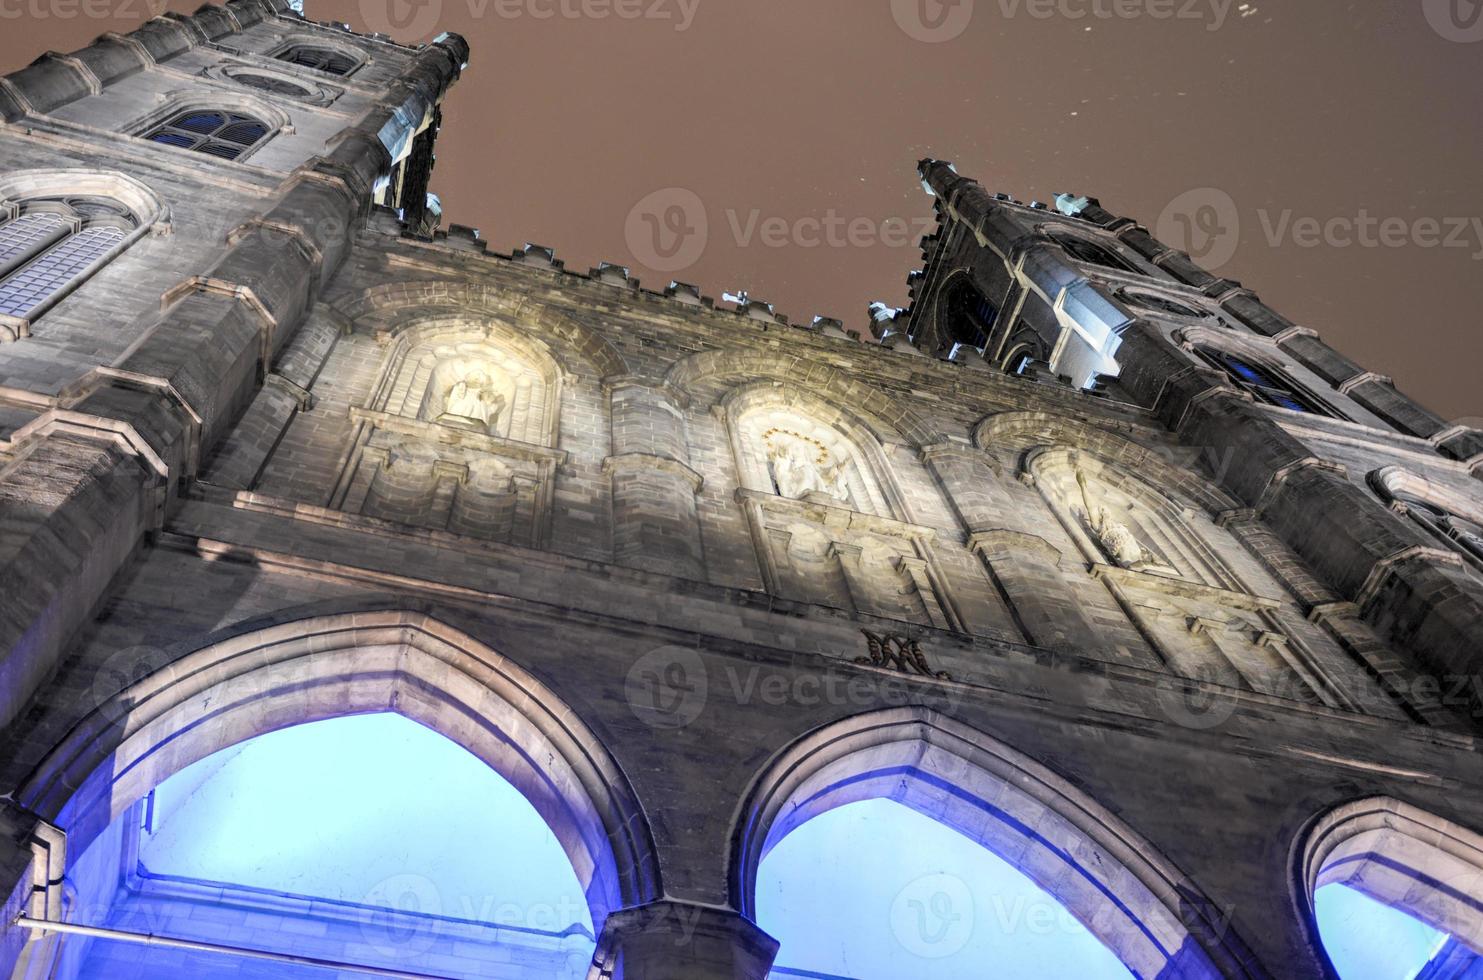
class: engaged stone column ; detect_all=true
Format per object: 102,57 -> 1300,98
604,378 -> 706,579
591,901 -> 778,980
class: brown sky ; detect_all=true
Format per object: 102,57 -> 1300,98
7,0 -> 1482,419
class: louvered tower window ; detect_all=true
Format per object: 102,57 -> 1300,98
276,45 -> 359,75
145,110 -> 271,161
0,196 -> 138,323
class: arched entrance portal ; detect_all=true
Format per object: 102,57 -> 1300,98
7,610 -> 660,979
732,708 -> 1262,979
1300,797 -> 1483,978
59,712 -> 598,977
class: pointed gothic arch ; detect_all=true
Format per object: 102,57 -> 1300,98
730,707 -> 1263,979
1298,797 -> 1483,969
973,410 -> 1242,517
332,281 -> 630,381
11,610 -> 661,936
664,346 -> 950,449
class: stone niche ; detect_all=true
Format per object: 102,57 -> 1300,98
724,388 -> 966,632
1028,447 -> 1337,698
327,321 -> 566,548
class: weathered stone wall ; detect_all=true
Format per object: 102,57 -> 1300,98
1,8 -> 1482,980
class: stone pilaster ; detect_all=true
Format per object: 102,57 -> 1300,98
605,378 -> 706,579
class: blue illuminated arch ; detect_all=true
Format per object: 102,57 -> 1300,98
731,708 -> 1262,979
15,610 -> 662,933
1299,797 -> 1483,978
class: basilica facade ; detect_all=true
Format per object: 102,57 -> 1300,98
0,3 -> 1482,978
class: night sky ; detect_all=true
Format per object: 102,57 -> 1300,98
6,0 -> 1481,419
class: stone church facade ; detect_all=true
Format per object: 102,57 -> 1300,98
0,3 -> 1481,978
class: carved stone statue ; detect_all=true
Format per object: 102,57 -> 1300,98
768,436 -> 849,503
440,372 -> 505,431
1076,470 -> 1148,569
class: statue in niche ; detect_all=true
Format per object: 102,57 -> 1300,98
1075,469 -> 1164,572
767,432 -> 850,504
439,372 -> 505,432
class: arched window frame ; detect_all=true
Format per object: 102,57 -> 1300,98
141,107 -> 275,161
1045,228 -> 1149,277
0,193 -> 143,337
1118,286 -> 1209,320
934,271 -> 1004,355
1299,797 -> 1483,971
1191,343 -> 1340,417
1370,467 -> 1483,576
125,93 -> 289,167
271,41 -> 366,77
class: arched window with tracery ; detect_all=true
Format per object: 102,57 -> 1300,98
276,44 -> 360,76
0,195 -> 138,325
1193,345 -> 1335,416
144,108 -> 272,161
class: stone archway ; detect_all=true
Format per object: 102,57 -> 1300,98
12,609 -> 661,942
1299,797 -> 1483,964
731,707 -> 1264,979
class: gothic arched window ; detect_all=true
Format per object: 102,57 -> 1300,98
939,276 -> 1000,352
1049,232 -> 1145,276
276,44 -> 360,76
0,196 -> 138,322
144,109 -> 272,161
1193,345 -> 1333,416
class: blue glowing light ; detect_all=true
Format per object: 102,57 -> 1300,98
756,798 -> 1136,979
137,712 -> 593,933
1315,884 -> 1448,980
71,713 -> 596,979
